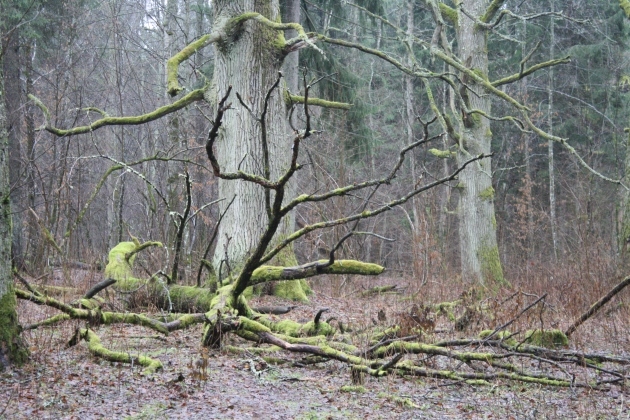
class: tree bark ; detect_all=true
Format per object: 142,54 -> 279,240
455,0 -> 505,286
210,1 -> 308,299
0,68 -> 28,369
547,0 -> 559,262
3,28 -> 24,269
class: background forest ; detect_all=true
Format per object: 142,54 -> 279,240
5,0 -> 629,289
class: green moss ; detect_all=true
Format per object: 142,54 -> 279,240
37,89 -> 205,137
301,320 -> 334,336
371,326 -> 400,343
438,3 -> 458,25
82,328 -> 162,375
480,0 -> 505,22
224,345 -> 282,355
252,266 -> 285,282
478,244 -> 506,286
0,288 -> 29,368
274,280 -> 309,302
435,301 -> 459,321
524,329 -> 568,348
268,244 -> 312,301
166,285 -> 217,312
465,379 -> 491,386
77,296 -> 106,310
259,317 -> 334,337
429,148 -> 455,159
479,329 -> 517,346
325,260 -> 383,275
472,68 -> 487,80
167,34 -> 211,96
340,385 -> 366,393
478,186 -> 495,201
104,242 -> 137,280
238,317 -> 272,334
287,94 -> 352,110
469,113 -> 482,127
376,341 -> 495,362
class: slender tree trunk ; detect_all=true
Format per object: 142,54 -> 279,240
25,41 -> 38,265
3,30 -> 24,269
0,69 -> 28,369
519,16 -> 534,264
405,0 -> 426,282
547,0 -> 559,262
456,0 -> 505,285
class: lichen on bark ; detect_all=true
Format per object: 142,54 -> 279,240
478,243 -> 507,286
0,286 -> 29,368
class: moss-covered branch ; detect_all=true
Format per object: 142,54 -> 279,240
521,112 -> 627,188
438,3 -> 458,25
492,56 -> 571,87
262,153 -> 486,263
78,328 -> 162,374
103,241 -> 162,281
230,12 -> 320,54
167,33 -> 221,96
480,0 -> 508,23
286,93 -> 351,110
249,260 -> 383,285
29,208 -> 62,254
30,88 -> 205,137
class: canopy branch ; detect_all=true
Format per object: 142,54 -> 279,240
167,32 -> 222,96
30,88 -> 206,137
492,56 -> 571,87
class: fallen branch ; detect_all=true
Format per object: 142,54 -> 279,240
252,306 -> 297,315
70,328 -> 162,374
15,288 -> 207,334
565,274 -> 630,337
83,278 -> 116,299
360,284 -> 403,297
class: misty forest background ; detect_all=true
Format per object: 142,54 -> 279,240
3,0 -> 630,297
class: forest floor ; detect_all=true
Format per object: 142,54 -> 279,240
2,269 -> 630,419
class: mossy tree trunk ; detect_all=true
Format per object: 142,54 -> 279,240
0,72 -> 28,369
455,0 -> 505,286
210,0 -> 309,299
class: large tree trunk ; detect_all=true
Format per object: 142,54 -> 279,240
0,72 -> 28,369
455,0 -> 505,286
210,0 -> 309,299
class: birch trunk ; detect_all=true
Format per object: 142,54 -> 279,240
455,0 -> 505,285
